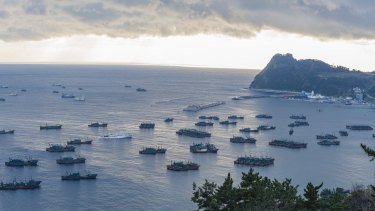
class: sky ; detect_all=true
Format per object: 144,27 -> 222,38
0,0 -> 375,71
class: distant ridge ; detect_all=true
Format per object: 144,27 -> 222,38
250,53 -> 375,97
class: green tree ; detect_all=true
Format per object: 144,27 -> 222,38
303,182 -> 323,210
361,143 -> 375,196
192,180 -> 219,210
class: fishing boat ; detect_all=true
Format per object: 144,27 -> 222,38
74,96 -> 85,101
61,94 -> 75,98
339,130 -> 348,136
99,131 -> 132,140
289,129 -> 294,135
228,115 -> 244,120
5,158 -> 38,167
190,143 -> 218,153
0,98 -> 5,102
199,116 -> 219,120
61,172 -> 97,180
0,179 -> 41,190
317,140 -> 340,146
40,124 -> 62,130
46,144 -> 75,152
136,88 -> 147,92
8,92 -> 17,96
164,118 -> 174,122
139,123 -> 155,129
316,134 -> 338,139
67,138 -> 92,145
288,121 -> 309,127
289,114 -> 306,120
346,125 -> 373,130
0,129 -> 14,134
56,156 -> 86,164
269,139 -> 307,149
167,161 -> 200,171
255,114 -> 272,119
195,122 -> 214,127
88,122 -> 108,127
230,136 -> 256,143
234,156 -> 274,166
257,125 -> 276,130
176,129 -> 211,138
219,120 -> 237,125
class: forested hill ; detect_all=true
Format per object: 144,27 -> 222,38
250,53 -> 375,97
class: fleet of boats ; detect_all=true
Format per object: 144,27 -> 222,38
1,88 -> 373,192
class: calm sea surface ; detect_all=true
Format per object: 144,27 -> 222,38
0,65 -> 375,210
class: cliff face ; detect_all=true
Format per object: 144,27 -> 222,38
250,53 -> 375,96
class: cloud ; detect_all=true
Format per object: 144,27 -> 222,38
0,0 -> 374,41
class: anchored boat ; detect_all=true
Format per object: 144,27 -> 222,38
317,140 -> 340,146
190,143 -> 218,153
167,161 -> 200,171
269,139 -> 307,149
56,156 -> 86,164
255,114 -> 272,119
346,125 -> 373,130
230,136 -> 256,143
0,129 -> 14,134
5,158 -> 38,167
61,172 -> 97,180
139,122 -> 155,129
176,129 -> 211,138
316,134 -> 338,139
0,179 -> 41,190
234,156 -> 274,166
46,144 -> 75,152
40,124 -> 62,130
67,138 -> 92,145
99,131 -> 132,140
88,122 -> 108,127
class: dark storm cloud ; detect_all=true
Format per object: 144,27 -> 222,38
0,0 -> 374,41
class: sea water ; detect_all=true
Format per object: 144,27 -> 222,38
0,64 -> 374,210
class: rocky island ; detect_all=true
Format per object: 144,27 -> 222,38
250,53 -> 375,97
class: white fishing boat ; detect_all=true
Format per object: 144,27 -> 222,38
8,92 -> 17,96
74,96 -> 85,101
99,131 -> 132,140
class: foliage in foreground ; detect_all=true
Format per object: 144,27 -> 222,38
192,169 -> 374,211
